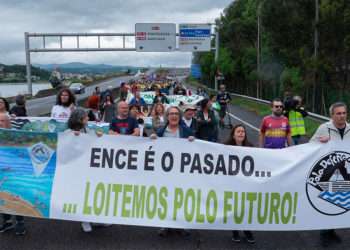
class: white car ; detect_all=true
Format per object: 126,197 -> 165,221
69,82 -> 85,94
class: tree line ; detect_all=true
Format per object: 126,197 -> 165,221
193,0 -> 350,115
0,64 -> 51,81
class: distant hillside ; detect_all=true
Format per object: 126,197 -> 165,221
34,62 -> 142,74
0,64 -> 50,81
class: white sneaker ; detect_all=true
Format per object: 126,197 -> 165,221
81,222 -> 92,233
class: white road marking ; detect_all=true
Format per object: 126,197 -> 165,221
185,83 -> 260,132
226,112 -> 260,132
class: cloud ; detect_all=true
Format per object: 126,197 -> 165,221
0,0 -> 231,66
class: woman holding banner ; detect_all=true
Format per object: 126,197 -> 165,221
225,124 -> 255,244
150,106 -> 194,238
66,108 -> 103,232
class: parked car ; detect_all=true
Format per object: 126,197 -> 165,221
69,82 -> 85,94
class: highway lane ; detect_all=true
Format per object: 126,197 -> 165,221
26,75 -> 136,116
2,217 -> 349,250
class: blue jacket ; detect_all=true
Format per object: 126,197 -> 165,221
129,97 -> 146,107
180,119 -> 198,138
156,122 -> 193,138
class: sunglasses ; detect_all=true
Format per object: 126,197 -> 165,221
274,105 -> 283,108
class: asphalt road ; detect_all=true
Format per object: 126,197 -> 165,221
26,75 -> 136,116
1,217 -> 350,250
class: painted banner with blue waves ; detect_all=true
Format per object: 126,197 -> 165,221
10,117 -> 110,134
0,128 -> 57,218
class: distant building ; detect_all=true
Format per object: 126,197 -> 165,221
7,72 -> 17,78
31,75 -> 40,81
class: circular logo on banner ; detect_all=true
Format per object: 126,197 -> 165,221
306,151 -> 350,216
30,143 -> 52,165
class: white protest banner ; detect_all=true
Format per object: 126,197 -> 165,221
134,91 -> 205,106
2,128 -> 350,230
140,91 -> 155,105
166,94 -> 204,106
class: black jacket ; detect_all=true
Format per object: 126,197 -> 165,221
10,106 -> 27,117
196,110 -> 218,141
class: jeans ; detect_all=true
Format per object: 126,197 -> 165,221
292,135 -> 301,145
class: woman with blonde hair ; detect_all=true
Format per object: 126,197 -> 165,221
151,103 -> 166,131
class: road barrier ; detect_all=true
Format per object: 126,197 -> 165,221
191,83 -> 330,123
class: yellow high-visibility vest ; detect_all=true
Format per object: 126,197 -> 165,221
289,110 -> 306,136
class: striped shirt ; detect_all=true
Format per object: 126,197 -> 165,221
260,115 -> 290,149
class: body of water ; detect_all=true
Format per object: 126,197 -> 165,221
0,83 -> 52,97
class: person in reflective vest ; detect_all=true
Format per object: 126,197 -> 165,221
284,96 -> 308,145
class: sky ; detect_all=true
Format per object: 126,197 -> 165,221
0,0 -> 232,67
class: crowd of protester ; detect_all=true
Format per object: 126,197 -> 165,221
0,78 -> 349,247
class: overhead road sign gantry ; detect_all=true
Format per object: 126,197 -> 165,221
135,23 -> 176,52
179,23 -> 211,52
24,25 -> 219,95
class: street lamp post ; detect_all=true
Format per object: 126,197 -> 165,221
256,1 -> 264,99
257,6 -> 261,98
214,28 -> 219,91
312,0 -> 319,112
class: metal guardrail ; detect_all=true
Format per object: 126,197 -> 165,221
231,92 -> 330,122
195,84 -> 330,123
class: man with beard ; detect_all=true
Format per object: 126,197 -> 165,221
259,98 -> 292,148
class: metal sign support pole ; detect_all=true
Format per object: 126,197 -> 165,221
214,29 -> 219,91
25,32 -> 32,96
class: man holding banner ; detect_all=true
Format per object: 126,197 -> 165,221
311,102 -> 350,247
109,101 -> 140,136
